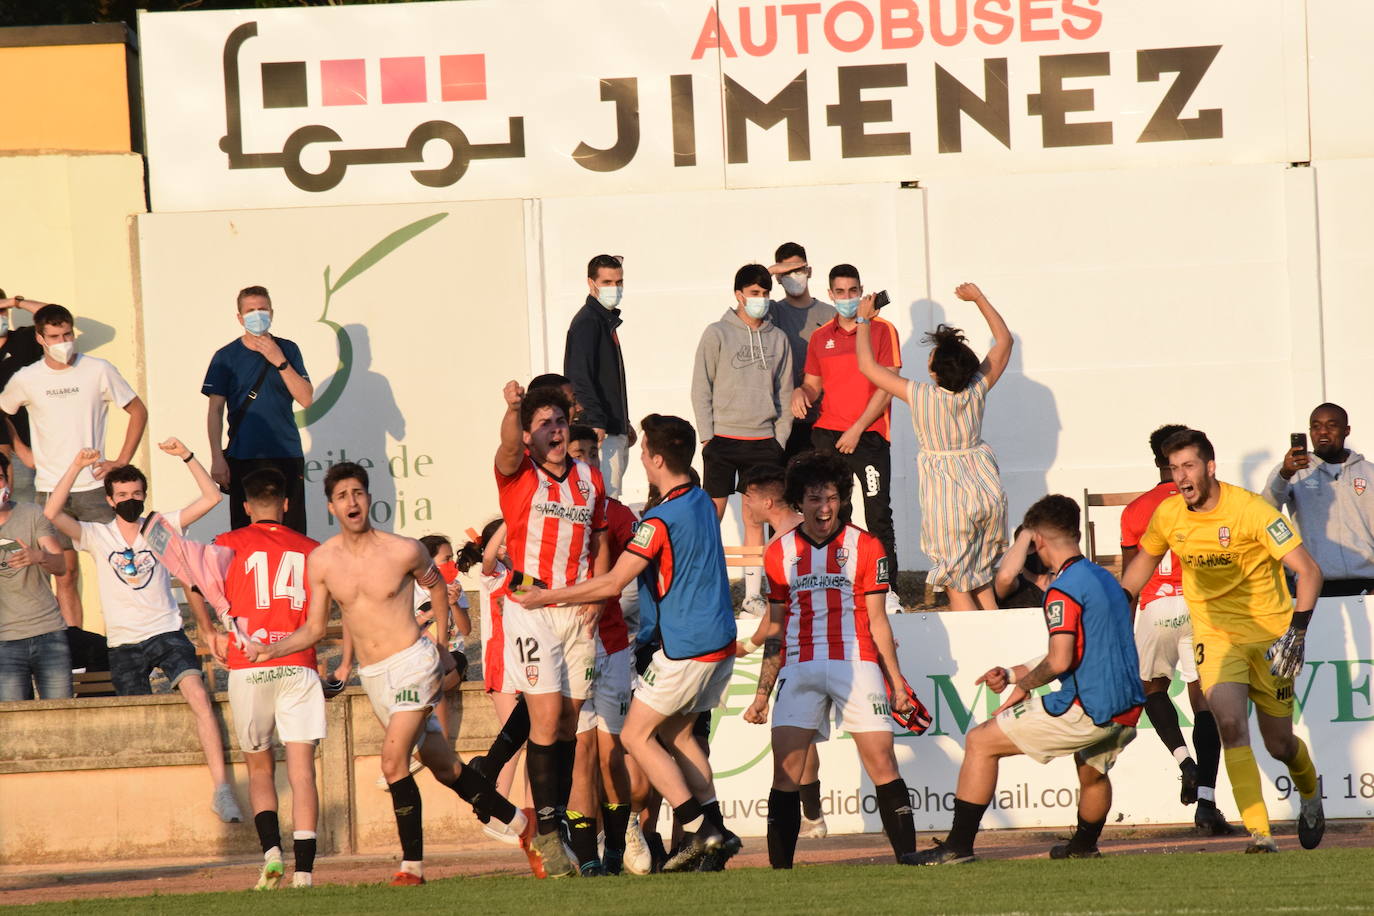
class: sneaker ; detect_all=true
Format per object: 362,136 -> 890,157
1194,803 -> 1237,836
483,820 -> 522,847
254,858 -> 284,891
291,872 -> 313,888
900,838 -> 976,866
800,814 -> 828,839
579,860 -> 606,877
212,784 -> 243,823
1244,832 -> 1279,854
697,848 -> 725,872
1298,794 -> 1326,850
1179,758 -> 1199,806
885,591 -> 903,615
530,830 -> 576,878
1049,843 -> 1101,859
603,846 -> 624,876
740,594 -> 768,619
623,819 -> 652,876
389,872 -> 426,886
663,823 -> 724,872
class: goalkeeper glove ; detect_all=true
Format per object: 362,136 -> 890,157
1267,609 -> 1313,678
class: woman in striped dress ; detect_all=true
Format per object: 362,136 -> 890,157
855,283 -> 1013,610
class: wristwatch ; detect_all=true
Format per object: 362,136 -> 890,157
275,359 -> 289,371
855,316 -> 870,324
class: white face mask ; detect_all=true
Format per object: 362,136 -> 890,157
743,297 -> 770,319
779,272 -> 808,297
596,286 -> 622,309
0,485 -> 10,504
47,340 -> 75,364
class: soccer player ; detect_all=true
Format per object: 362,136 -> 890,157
908,495 -> 1145,864
494,381 -> 608,877
244,462 -> 526,885
1122,429 -> 1326,853
743,452 -> 917,868
1120,424 -> 1234,835
517,413 -> 740,872
215,467 -> 324,889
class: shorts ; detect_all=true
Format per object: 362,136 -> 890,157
358,638 -> 443,730
634,648 -> 734,718
503,604 -> 595,699
109,630 -> 202,696
701,436 -> 784,499
997,694 -> 1137,775
1192,629 -> 1293,718
228,664 -> 326,751
37,486 -> 115,551
1135,595 -> 1198,683
482,627 -> 519,695
577,644 -> 633,735
772,658 -> 895,735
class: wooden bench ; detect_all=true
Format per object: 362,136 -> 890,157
723,545 -> 763,569
73,669 -> 115,698
1082,488 -> 1147,578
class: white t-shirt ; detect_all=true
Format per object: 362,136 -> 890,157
76,510 -> 185,648
0,354 -> 137,492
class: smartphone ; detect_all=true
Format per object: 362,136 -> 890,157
872,289 -> 890,311
1291,432 -> 1307,454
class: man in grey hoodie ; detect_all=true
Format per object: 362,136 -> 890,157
692,265 -> 794,613
1265,402 -> 1374,597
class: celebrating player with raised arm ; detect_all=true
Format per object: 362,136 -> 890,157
1121,429 -> 1326,854
743,452 -> 917,868
244,462 -> 525,886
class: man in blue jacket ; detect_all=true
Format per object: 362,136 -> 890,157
906,494 -> 1145,865
564,255 -> 634,498
517,413 -> 739,872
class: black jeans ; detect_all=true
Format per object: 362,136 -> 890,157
810,427 -> 898,572
227,455 -> 308,534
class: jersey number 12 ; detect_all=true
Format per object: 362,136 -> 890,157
245,550 -> 307,610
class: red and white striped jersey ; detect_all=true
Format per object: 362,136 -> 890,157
496,455 -> 607,589
765,523 -> 890,665
479,561 -> 511,693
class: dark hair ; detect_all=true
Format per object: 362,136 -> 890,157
324,461 -> 369,499
1012,525 -> 1050,577
568,424 -> 598,446
586,254 -> 623,279
529,372 -> 570,391
783,451 -> 853,512
1148,424 -> 1190,467
0,451 -> 11,477
236,285 -> 271,308
521,385 -> 572,432
242,467 -> 287,504
734,264 -> 772,293
419,534 -> 451,559
1312,402 -> 1349,427
774,242 -> 807,263
103,464 -> 147,498
922,324 -> 980,392
640,413 -> 696,475
1022,494 -> 1081,541
33,304 -> 74,335
741,464 -> 785,497
1160,428 -> 1215,464
457,517 -> 505,574
828,263 -> 861,287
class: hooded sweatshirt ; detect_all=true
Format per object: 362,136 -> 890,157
1265,448 -> 1374,581
691,308 -> 794,445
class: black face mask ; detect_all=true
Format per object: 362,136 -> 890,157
114,498 -> 145,523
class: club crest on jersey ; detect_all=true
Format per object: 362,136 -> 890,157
835,547 -> 850,565
1356,477 -> 1368,496
576,480 -> 592,499
1217,526 -> 1231,547
1266,518 -> 1294,545
525,665 -> 539,686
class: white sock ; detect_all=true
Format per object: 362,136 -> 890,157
264,845 -> 282,863
1173,748 -> 1192,765
1198,786 -> 1215,803
400,860 -> 423,877
743,567 -> 762,599
293,830 -> 317,841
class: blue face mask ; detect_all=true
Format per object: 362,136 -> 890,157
743,297 -> 769,319
596,285 -> 622,309
834,298 -> 860,319
243,309 -> 272,336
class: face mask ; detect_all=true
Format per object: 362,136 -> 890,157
596,286 -> 622,309
743,297 -> 769,319
47,340 -> 75,364
438,560 -> 459,584
114,498 -> 144,523
0,312 -> 9,336
243,309 -> 272,336
779,272 -> 808,297
0,485 -> 10,504
834,298 -> 860,319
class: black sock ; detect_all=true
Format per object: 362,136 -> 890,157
554,738 -> 577,816
567,811 -> 600,867
486,696 -> 530,771
799,781 -> 823,820
254,810 -> 281,855
293,834 -> 317,874
1145,691 -> 1187,755
452,763 -> 517,824
766,788 -> 801,869
874,779 -> 917,859
526,742 -> 561,835
673,798 -> 704,833
946,798 -> 988,856
1068,815 -> 1106,852
602,803 -> 631,853
702,799 -> 725,832
388,775 -> 424,862
1194,709 -> 1222,793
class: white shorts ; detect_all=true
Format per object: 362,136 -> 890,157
503,604 -> 595,699
772,658 -> 895,735
358,638 -> 443,731
577,644 -> 633,735
1135,595 -> 1198,683
633,649 -> 734,718
227,665 -> 326,752
997,694 -> 1137,775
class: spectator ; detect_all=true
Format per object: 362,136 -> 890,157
691,264 -> 793,617
0,451 -> 71,700
565,255 -> 635,498
0,303 -> 148,628
203,286 -> 313,534
414,533 -> 468,746
530,372 -> 580,423
992,526 -> 1053,609
0,291 -> 49,503
798,263 -> 903,613
767,243 -> 835,459
1266,402 -> 1374,596
44,440 -> 242,823
855,283 -> 1011,611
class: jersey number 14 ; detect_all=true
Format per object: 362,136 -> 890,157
244,550 -> 307,610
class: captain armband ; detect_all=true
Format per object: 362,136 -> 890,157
762,636 -> 782,657
417,563 -> 443,589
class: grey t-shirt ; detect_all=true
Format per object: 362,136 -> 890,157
770,296 -> 834,422
0,502 -> 63,641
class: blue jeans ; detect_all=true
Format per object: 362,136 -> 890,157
109,630 -> 201,696
0,629 -> 74,700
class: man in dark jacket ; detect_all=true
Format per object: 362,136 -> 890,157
564,254 -> 635,498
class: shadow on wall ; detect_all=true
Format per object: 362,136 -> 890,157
77,316 -> 117,354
